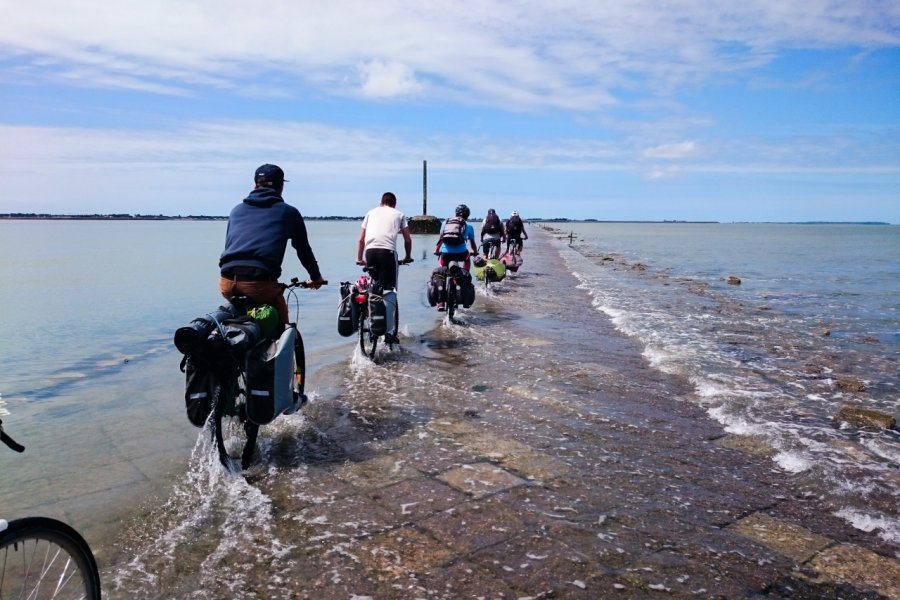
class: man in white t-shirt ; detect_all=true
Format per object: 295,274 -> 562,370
356,192 -> 414,344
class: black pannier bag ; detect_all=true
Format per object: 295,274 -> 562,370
426,267 -> 446,306
367,281 -> 387,336
459,269 -> 476,308
174,304 -> 239,355
337,282 -> 357,337
218,316 -> 262,359
180,354 -> 216,427
175,308 -> 261,428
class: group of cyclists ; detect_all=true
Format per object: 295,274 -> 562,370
478,206 -> 529,260
218,163 -> 528,343
434,204 -> 528,266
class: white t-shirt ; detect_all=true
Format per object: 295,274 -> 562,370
361,205 -> 408,252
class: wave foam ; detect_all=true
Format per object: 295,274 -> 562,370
773,450 -> 813,473
834,507 -> 900,547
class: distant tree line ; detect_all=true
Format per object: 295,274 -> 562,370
0,213 -> 368,221
0,213 -> 226,220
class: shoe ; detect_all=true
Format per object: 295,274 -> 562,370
436,302 -> 445,312
283,393 -> 308,415
383,332 -> 400,345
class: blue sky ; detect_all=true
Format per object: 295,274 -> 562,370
1,1 -> 898,222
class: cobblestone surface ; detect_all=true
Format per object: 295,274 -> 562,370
106,230 -> 900,599
247,231 -> 899,599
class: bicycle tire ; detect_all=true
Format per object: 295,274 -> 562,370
358,310 -> 377,358
392,304 -> 399,344
213,379 -> 258,469
293,328 -> 306,397
0,516 -> 101,600
447,281 -> 458,322
212,381 -> 229,467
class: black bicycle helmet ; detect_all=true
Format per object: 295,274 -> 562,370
455,204 -> 470,219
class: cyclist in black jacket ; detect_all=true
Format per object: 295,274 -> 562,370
505,210 -> 528,255
480,208 -> 506,259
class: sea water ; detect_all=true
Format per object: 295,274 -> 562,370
1,219 -> 897,571
0,219 -> 440,528
549,222 -> 899,546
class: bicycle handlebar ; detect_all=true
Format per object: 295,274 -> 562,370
283,278 -> 328,289
0,419 -> 25,453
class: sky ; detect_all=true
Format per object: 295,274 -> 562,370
1,1 -> 899,222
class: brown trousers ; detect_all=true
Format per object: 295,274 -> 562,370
219,277 -> 289,325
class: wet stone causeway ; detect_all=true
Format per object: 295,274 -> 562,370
115,231 -> 900,599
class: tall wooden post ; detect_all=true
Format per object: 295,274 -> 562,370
407,159 -> 440,233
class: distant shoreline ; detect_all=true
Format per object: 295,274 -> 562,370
0,213 -> 890,225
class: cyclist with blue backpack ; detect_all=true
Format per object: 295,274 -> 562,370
432,204 -> 478,311
433,204 -> 478,270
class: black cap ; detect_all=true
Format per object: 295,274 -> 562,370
254,164 -> 288,187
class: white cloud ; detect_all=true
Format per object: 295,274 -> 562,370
358,59 -> 423,98
2,1 -> 898,110
643,141 -> 698,160
645,166 -> 683,180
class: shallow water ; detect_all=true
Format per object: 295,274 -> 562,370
546,222 -> 899,548
1,220 -> 897,598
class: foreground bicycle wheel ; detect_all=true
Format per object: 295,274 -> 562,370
0,516 -> 101,600
213,379 -> 259,469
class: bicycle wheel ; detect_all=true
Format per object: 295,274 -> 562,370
290,328 -> 308,409
213,379 -> 258,469
358,309 -> 378,358
0,516 -> 101,600
447,281 -> 458,322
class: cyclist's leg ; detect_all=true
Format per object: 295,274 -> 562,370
383,289 -> 398,337
365,248 -> 399,339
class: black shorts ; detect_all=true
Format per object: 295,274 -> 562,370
440,251 -> 469,264
364,248 -> 399,290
